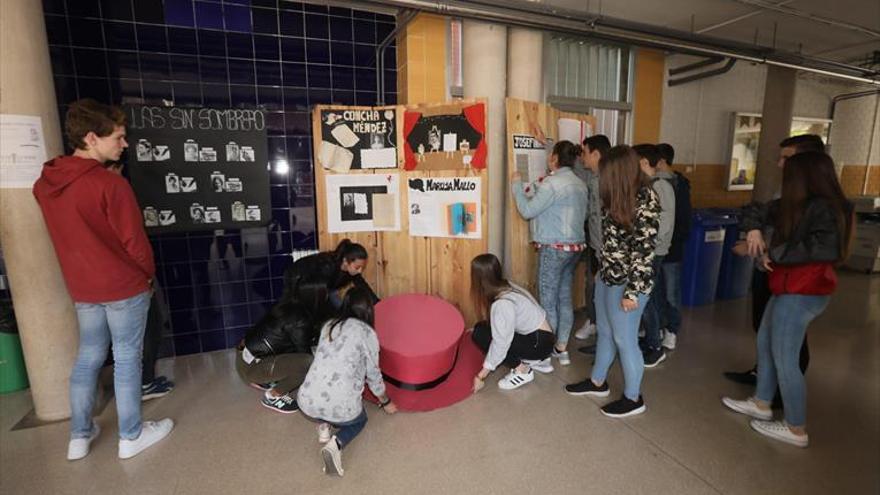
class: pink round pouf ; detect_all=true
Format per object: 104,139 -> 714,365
373,294 -> 483,412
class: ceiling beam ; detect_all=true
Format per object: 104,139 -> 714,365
728,0 -> 880,39
696,0 -> 795,34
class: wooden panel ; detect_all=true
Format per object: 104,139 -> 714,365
633,48 -> 665,145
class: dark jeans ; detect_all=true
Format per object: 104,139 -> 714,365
641,255 -> 666,351
582,248 -> 599,322
303,409 -> 368,450
471,322 -> 555,368
659,261 -> 682,334
752,269 -> 810,373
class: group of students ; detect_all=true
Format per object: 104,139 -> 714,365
35,99 -> 851,479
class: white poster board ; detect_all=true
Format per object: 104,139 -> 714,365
557,118 -> 592,145
325,173 -> 400,233
407,177 -> 481,239
512,134 -> 547,183
0,114 -> 47,189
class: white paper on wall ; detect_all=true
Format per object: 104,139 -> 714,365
325,173 -> 400,233
558,118 -> 585,144
319,141 -> 354,173
330,124 -> 360,148
0,114 -> 47,189
407,176 -> 481,239
360,147 -> 397,169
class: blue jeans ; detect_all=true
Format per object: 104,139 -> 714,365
324,409 -> 368,449
659,261 -> 682,334
70,291 -> 150,440
537,247 -> 581,347
755,294 -> 829,427
640,255 -> 665,350
591,279 -> 649,401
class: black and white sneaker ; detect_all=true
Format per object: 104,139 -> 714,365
564,379 -> 610,397
600,395 -> 646,418
321,436 -> 344,476
643,348 -> 667,368
261,392 -> 299,414
141,377 -> 174,401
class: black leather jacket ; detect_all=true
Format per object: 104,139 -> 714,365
741,197 -> 848,265
244,300 -> 318,359
282,252 -> 379,303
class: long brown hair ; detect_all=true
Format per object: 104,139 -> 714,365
599,145 -> 649,230
776,151 -> 853,261
470,254 -> 512,320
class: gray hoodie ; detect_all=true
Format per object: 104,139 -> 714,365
652,171 -> 677,256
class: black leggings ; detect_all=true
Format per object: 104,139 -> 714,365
471,322 -> 555,369
752,269 -> 810,373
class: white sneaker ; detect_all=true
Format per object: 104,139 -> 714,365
574,320 -> 596,340
321,436 -> 344,476
522,358 -> 554,374
662,330 -> 677,350
552,350 -> 571,366
118,419 -> 174,459
750,419 -> 809,448
721,397 -> 773,421
317,423 -> 331,444
67,422 -> 101,461
498,369 -> 535,390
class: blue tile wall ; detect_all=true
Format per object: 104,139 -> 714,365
42,0 -> 397,357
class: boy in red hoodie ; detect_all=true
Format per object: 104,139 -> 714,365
33,99 -> 173,461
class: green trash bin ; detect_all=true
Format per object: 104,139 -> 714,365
0,301 -> 29,394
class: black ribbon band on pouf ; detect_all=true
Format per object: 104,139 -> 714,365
382,343 -> 461,391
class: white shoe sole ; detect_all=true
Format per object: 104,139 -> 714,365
600,404 -> 646,418
523,359 -> 554,374
565,388 -> 610,398
260,400 -> 300,414
321,448 -> 344,476
67,424 -> 101,461
643,353 -> 667,368
118,420 -> 174,460
750,420 -> 808,448
498,373 -> 535,390
721,397 -> 772,420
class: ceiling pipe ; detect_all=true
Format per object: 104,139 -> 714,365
376,9 -> 418,105
728,0 -> 880,39
355,0 -> 880,86
696,0 -> 795,34
668,56 -> 724,76
669,58 -> 737,86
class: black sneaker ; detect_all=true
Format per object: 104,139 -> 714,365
643,348 -> 666,368
600,395 -> 646,418
141,377 -> 175,401
261,393 -> 299,414
723,367 -> 758,386
564,379 -> 610,397
249,381 -> 277,391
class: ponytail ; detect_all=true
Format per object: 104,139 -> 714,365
332,238 -> 368,264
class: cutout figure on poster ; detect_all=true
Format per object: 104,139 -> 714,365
226,142 -> 240,162
180,176 -> 197,192
190,204 -> 206,224
159,210 -> 176,226
137,139 -> 152,162
240,146 -> 255,162
143,207 -> 159,227
165,173 -> 180,193
205,207 -> 221,224
152,145 -> 170,161
407,176 -> 481,239
225,177 -> 242,192
403,102 -> 486,171
211,173 -> 226,192
317,106 -> 398,171
231,201 -> 246,221
200,147 -> 217,162
184,140 -> 199,162
245,205 -> 261,221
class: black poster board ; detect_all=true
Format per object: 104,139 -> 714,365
317,106 -> 398,173
125,105 -> 271,234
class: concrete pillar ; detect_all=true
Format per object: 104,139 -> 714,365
0,0 -> 79,420
507,28 -> 543,101
463,20 -> 507,258
753,65 -> 797,202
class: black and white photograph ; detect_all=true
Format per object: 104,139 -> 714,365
240,146 -> 255,162
231,201 -> 246,221
226,142 -> 240,162
143,207 -> 159,227
339,185 -> 387,221
159,210 -> 176,226
165,173 -> 180,193
210,173 -> 226,193
190,204 -> 206,224
180,176 -> 197,192
411,203 -> 421,215
200,147 -> 217,162
184,139 -> 199,162
205,206 -> 221,224
245,205 -> 261,221
225,177 -> 242,192
136,139 -> 152,161
152,145 -> 170,161
370,132 -> 385,149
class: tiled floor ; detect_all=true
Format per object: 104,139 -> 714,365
1,272 -> 877,494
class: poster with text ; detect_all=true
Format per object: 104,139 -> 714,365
408,177 -> 481,239
0,114 -> 47,189
317,106 -> 399,173
512,134 -> 547,183
403,101 -> 486,171
125,105 -> 270,233
325,173 -> 400,233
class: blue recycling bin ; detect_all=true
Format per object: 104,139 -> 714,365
681,211 -> 737,306
712,209 -> 754,300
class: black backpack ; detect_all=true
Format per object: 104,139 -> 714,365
665,172 -> 693,262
